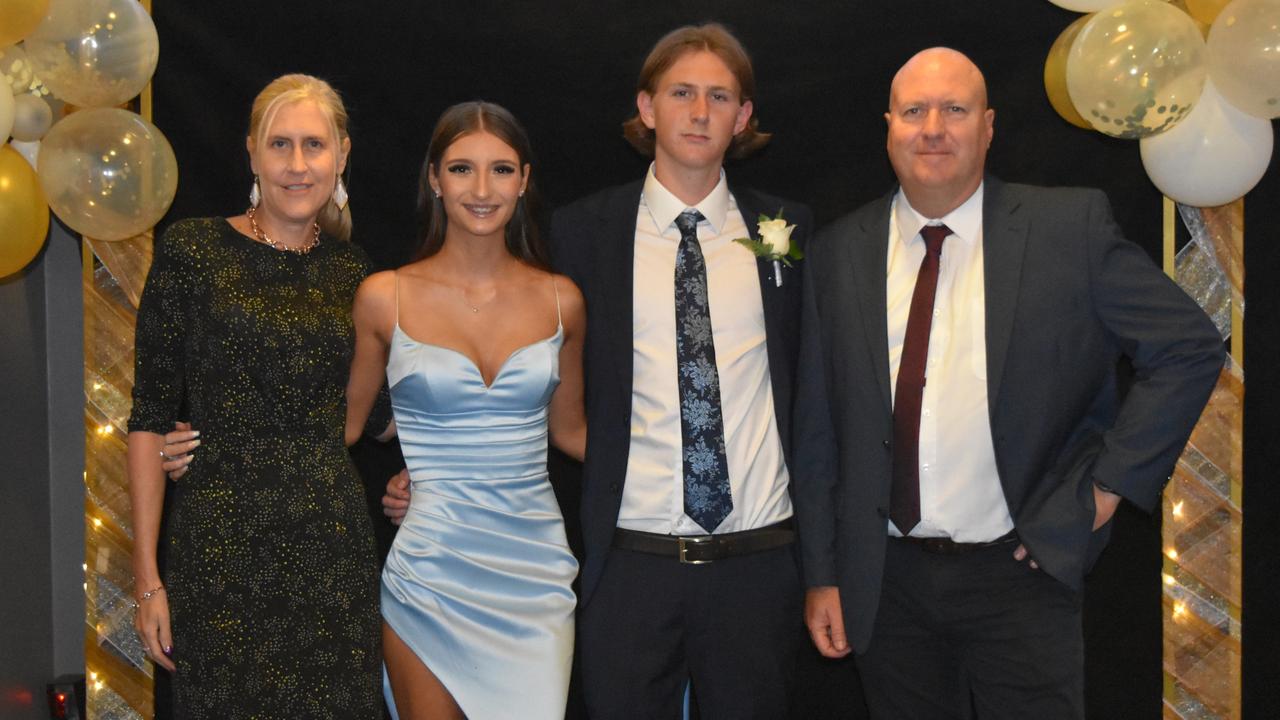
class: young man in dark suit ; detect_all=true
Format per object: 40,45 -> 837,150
553,24 -> 810,719
794,47 -> 1223,719
386,23 -> 812,718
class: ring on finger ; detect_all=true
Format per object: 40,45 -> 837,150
159,450 -> 174,461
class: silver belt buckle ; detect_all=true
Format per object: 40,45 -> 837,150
678,535 -> 713,564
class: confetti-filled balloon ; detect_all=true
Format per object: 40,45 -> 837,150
0,144 -> 51,278
1067,0 -> 1208,138
23,0 -> 159,108
38,108 -> 177,240
1207,0 -> 1280,118
1140,79 -> 1274,206
0,44 -> 47,96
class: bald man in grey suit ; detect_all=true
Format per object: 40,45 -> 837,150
794,48 -> 1223,719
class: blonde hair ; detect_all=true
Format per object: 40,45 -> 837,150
247,74 -> 353,241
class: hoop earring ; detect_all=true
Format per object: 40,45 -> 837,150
333,177 -> 349,210
249,176 -> 261,208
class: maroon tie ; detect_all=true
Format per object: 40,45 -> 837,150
890,223 -> 951,535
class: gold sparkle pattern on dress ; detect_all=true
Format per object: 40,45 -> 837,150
127,218 -> 382,718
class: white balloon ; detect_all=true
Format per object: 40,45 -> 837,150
9,139 -> 40,168
0,84 -> 13,141
11,92 -> 52,141
1140,79 -> 1274,206
1049,0 -> 1124,10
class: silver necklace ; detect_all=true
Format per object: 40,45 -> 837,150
458,286 -> 498,314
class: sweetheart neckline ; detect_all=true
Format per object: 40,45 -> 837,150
392,322 -> 563,390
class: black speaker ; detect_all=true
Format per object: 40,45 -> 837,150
46,674 -> 85,720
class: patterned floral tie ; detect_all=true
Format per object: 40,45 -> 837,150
674,210 -> 733,533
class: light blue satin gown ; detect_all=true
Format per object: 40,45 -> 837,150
381,278 -> 578,720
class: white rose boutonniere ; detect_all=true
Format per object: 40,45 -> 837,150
734,210 -> 803,286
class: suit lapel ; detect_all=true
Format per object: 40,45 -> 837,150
731,185 -> 798,438
597,183 -> 643,404
854,191 -> 895,413
981,178 -> 1028,411
732,185 -> 789,335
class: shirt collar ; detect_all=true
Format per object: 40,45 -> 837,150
893,182 -> 984,248
642,163 -> 731,236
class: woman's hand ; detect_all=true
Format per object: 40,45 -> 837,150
133,585 -> 176,672
383,469 -> 411,526
161,422 -> 200,480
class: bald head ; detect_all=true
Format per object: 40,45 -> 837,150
890,48 -> 988,111
885,47 -> 995,218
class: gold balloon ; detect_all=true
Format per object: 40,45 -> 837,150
0,0 -> 50,47
38,108 -> 178,241
1186,0 -> 1232,24
0,144 -> 51,278
1045,14 -> 1096,129
1067,0 -> 1208,139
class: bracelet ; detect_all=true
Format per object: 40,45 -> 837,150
131,584 -> 165,610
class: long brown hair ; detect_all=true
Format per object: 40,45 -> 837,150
412,101 -> 547,268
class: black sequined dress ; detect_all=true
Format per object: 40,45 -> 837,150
128,218 -> 381,718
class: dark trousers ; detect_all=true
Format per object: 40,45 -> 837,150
579,544 -> 802,720
856,537 -> 1085,720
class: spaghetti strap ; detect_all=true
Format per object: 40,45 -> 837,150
551,275 -> 562,329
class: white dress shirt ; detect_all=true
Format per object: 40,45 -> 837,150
886,183 -> 1014,542
618,165 -> 793,535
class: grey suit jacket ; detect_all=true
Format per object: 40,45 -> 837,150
793,178 -> 1224,651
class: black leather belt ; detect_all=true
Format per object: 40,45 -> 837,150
613,519 -> 795,564
891,530 -> 1018,555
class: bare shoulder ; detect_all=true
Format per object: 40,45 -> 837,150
353,269 -> 398,323
550,272 -> 584,310
356,269 -> 397,301
549,272 -> 586,330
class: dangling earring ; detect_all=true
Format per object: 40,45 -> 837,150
333,176 -> 349,210
434,190 -> 442,199
249,176 -> 261,208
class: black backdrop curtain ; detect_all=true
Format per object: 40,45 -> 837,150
152,1 -> 1278,717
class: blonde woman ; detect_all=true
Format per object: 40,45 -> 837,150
127,74 -> 382,718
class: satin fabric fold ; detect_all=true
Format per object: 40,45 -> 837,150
382,323 -> 577,720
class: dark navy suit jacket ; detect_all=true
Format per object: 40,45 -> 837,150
550,179 -> 813,606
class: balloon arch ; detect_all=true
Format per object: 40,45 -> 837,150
1045,2 -> 1258,718
1,0 -> 176,280
2,0 -> 1271,718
